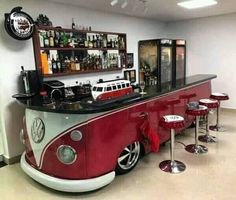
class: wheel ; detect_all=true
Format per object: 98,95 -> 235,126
115,141 -> 140,175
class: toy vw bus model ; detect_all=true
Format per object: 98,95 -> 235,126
91,80 -> 133,101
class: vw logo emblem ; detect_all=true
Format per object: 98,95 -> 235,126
31,118 -> 45,143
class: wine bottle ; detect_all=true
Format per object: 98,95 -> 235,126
51,55 -> 58,73
44,31 -> 49,47
49,30 -> 55,47
56,54 -> 61,72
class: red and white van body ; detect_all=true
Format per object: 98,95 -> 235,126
20,81 -> 211,192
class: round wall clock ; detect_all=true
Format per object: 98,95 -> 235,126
4,7 -> 35,40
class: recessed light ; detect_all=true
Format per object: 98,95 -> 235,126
111,0 -> 119,6
178,0 -> 218,9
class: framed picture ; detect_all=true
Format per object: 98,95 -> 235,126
127,53 -> 134,68
124,70 -> 136,83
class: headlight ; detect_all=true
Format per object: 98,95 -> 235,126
57,145 -> 77,164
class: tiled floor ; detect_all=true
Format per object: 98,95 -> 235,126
1,109 -> 236,200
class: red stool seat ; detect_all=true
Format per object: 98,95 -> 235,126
159,115 -> 185,129
210,93 -> 229,101
186,105 -> 208,116
199,99 -> 219,109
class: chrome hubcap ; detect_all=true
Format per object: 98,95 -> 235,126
118,142 -> 140,170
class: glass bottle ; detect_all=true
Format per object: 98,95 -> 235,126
51,55 -> 58,73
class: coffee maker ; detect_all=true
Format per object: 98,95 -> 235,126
21,66 -> 41,94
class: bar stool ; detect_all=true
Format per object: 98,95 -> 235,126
185,105 -> 209,154
159,115 -> 186,174
198,99 -> 219,143
209,93 -> 229,132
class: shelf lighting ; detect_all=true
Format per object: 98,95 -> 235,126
110,0 -> 148,14
177,0 -> 218,9
121,1 -> 128,9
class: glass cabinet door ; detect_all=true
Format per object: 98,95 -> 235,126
176,47 -> 185,80
139,41 -> 158,85
161,47 -> 172,84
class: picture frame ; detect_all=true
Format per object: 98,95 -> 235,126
127,53 -> 134,68
124,70 -> 136,83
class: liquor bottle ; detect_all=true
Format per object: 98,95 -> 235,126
54,31 -> 59,47
117,54 -> 121,68
107,39 -> 111,48
88,36 -> 93,48
64,56 -> 70,72
41,52 -> 48,74
39,31 -> 44,48
62,32 -> 68,47
59,32 -> 64,48
56,54 -> 61,72
60,56 -> 66,72
52,55 -> 58,73
49,30 -> 55,47
93,35 -> 97,48
114,37 -> 119,48
72,18 -> 75,30
75,56 -> 80,71
102,35 -> 107,48
44,31 -> 49,47
84,36 -> 88,48
120,37 -> 125,49
78,36 -> 85,47
96,35 -> 101,48
70,56 -> 75,71
47,55 -> 52,74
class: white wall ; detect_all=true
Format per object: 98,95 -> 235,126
0,0 -> 166,159
167,13 -> 236,109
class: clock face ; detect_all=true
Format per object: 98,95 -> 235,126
5,10 -> 35,40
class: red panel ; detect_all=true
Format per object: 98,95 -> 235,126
25,81 -> 212,179
40,125 -> 88,179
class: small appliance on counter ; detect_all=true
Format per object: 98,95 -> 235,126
21,66 -> 41,95
43,80 -> 65,100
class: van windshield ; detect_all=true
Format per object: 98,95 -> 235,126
97,87 -> 103,92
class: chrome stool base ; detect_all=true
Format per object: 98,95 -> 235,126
159,160 -> 186,174
209,125 -> 226,132
198,134 -> 217,143
185,144 -> 208,154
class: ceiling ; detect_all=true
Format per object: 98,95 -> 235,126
49,0 -> 236,22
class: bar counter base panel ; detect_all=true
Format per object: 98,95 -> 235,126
185,144 -> 208,154
198,134 -> 217,143
159,160 -> 186,174
209,125 -> 227,132
20,152 -> 115,193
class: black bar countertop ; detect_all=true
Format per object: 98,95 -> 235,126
14,74 -> 217,114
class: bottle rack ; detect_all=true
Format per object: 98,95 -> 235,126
33,25 -> 127,77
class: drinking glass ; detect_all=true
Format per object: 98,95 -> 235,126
140,81 -> 146,95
